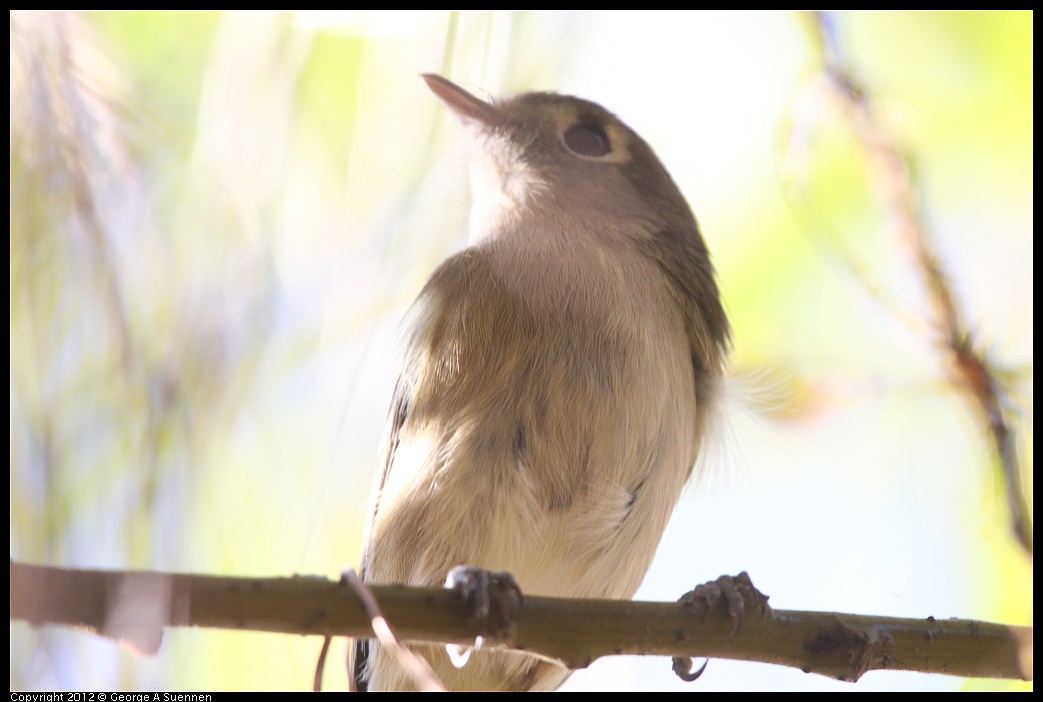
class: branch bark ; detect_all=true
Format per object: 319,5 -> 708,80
10,560 -> 1032,684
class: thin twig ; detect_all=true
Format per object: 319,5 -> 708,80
313,634 -> 332,693
344,569 -> 446,692
783,10 -> 1032,556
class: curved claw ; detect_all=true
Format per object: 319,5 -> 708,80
672,656 -> 709,682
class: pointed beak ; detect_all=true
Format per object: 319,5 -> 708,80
423,74 -> 505,129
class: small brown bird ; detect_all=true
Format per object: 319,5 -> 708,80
353,74 -> 730,691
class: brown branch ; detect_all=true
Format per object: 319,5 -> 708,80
10,560 -> 1032,684
786,11 -> 1032,556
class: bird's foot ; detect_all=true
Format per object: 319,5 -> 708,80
672,572 -> 769,682
444,565 -> 523,641
679,571 -> 764,641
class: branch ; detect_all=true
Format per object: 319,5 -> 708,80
801,10 -> 1030,554
780,11 -> 1032,557
10,560 -> 1032,684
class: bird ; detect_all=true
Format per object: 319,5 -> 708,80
352,74 -> 730,691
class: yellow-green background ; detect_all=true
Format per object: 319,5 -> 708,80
10,11 -> 1032,691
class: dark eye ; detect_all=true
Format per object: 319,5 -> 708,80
563,123 -> 611,157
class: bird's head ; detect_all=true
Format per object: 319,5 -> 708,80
423,74 -> 698,246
